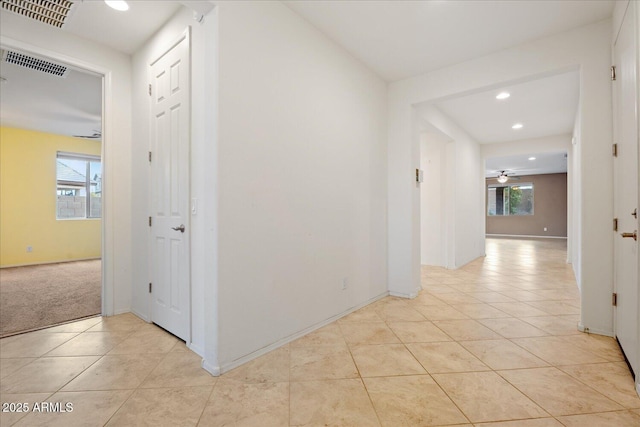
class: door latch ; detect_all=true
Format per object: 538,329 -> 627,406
171,224 -> 186,233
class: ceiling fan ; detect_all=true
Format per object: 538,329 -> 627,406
73,130 -> 102,139
488,170 -> 521,183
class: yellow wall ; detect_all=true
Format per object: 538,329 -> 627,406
0,127 -> 102,267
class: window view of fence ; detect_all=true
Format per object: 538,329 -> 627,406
56,152 -> 102,219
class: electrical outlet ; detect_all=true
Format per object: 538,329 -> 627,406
26,246 -> 33,253
543,227 -> 547,232
342,277 -> 348,290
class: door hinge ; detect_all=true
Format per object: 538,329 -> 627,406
148,216 -> 152,227
612,292 -> 617,306
613,218 -> 618,231
148,151 -> 152,162
149,282 -> 152,293
611,65 -> 617,81
148,83 -> 152,96
612,143 -> 618,157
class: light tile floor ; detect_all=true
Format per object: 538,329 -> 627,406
1,238 -> 639,426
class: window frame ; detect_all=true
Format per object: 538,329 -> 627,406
487,182 -> 534,216
56,151 -> 102,220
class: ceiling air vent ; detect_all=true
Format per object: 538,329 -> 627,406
1,0 -> 75,29
2,50 -> 69,77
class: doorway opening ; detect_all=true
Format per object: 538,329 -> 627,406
485,152 -> 568,240
0,47 -> 105,337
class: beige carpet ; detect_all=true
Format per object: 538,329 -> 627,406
0,259 -> 101,337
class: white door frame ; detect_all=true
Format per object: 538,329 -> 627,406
0,36 -> 113,315
147,28 -> 192,343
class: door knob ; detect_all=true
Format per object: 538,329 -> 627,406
172,224 -> 185,233
620,231 -> 637,241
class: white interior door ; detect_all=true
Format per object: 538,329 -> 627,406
149,30 -> 191,341
613,4 -> 638,377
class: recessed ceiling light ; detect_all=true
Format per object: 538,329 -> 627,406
496,92 -> 510,100
512,123 -> 523,129
528,157 -> 536,161
105,1 -> 129,11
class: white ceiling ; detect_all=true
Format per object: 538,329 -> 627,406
283,1 -> 605,177
284,0 -> 614,82
0,54 -> 102,138
0,0 -> 613,170
485,152 -> 568,178
435,70 -> 580,144
64,0 -> 181,55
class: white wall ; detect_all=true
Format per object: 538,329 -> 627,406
419,131 -> 451,267
388,19 -> 613,335
571,113 -> 582,286
417,105 -> 484,268
0,13 -> 133,315
215,1 -> 388,369
131,0 -> 388,372
577,21 -> 615,336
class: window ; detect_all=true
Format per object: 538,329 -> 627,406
56,152 -> 102,219
487,183 -> 534,216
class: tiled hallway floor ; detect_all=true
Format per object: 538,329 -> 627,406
1,238 -> 639,426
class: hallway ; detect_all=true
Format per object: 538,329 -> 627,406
1,238 -> 639,426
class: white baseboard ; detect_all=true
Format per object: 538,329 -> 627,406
123,292 -> 399,378
218,291 -> 389,374
128,309 -> 149,321
187,343 -> 204,358
0,257 -> 101,269
486,234 -> 567,239
577,322 -> 614,337
128,310 -> 213,377
389,289 -> 420,299
202,358 -> 220,377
